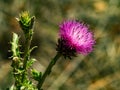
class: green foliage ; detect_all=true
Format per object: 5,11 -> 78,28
31,69 -> 42,81
10,11 -> 37,90
11,33 -> 20,57
26,58 -> 36,69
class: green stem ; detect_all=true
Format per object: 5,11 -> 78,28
22,31 -> 33,82
23,33 -> 32,69
37,53 -> 61,90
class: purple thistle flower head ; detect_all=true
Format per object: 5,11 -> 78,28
56,20 -> 95,59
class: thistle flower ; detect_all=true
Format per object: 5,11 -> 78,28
56,20 -> 95,59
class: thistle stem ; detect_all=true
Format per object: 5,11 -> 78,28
37,52 -> 61,90
22,31 -> 33,82
23,33 -> 32,69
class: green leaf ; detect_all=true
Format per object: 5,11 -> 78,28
29,46 -> 38,54
26,58 -> 36,68
11,33 -> 20,57
31,69 -> 42,81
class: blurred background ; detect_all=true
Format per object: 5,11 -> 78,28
0,0 -> 120,90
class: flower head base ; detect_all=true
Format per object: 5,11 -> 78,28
56,20 -> 95,59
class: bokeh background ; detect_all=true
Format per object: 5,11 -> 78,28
0,0 -> 120,90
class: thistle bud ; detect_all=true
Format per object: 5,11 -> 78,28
17,11 -> 35,33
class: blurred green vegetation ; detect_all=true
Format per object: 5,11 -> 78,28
0,0 -> 120,90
